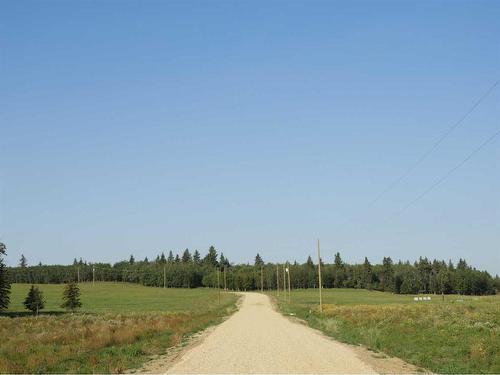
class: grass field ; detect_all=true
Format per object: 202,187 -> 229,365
274,289 -> 500,374
6,282 -> 233,314
0,283 -> 238,373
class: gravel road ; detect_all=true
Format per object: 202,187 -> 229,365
166,292 -> 376,374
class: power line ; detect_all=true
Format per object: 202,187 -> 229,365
369,79 -> 499,207
337,79 -> 499,230
340,126 -> 499,253
394,127 -> 500,217
338,82 -> 499,252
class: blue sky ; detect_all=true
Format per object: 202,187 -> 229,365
1,1 -> 499,274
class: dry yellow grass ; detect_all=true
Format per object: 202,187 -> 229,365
1,284 -> 239,373
0,313 -> 199,373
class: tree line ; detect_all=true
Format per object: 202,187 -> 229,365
3,244 -> 498,303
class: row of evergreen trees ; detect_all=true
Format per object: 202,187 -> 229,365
3,244 -> 498,300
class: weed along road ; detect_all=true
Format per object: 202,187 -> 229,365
165,293 -> 376,374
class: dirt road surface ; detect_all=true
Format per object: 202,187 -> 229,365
166,292 -> 377,374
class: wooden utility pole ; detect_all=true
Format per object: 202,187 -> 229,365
276,264 -> 279,296
224,266 -> 227,291
283,264 -> 286,302
260,265 -> 264,292
287,264 -> 291,303
92,266 -> 95,286
217,268 -> 221,304
77,266 -> 80,284
163,265 -> 166,288
317,239 -> 323,312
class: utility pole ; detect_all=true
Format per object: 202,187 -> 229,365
163,265 -> 166,288
287,264 -> 291,303
92,266 -> 95,287
217,268 -> 221,304
77,266 -> 80,284
260,265 -> 264,292
283,263 -> 286,302
224,266 -> 227,291
317,239 -> 323,312
276,264 -> 279,297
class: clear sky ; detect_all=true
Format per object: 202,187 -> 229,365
1,0 -> 499,274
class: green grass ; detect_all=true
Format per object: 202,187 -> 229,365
273,289 -> 500,374
280,287 -> 480,306
6,282 -> 231,314
1,283 -> 238,373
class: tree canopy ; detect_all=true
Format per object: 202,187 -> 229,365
5,246 -> 497,296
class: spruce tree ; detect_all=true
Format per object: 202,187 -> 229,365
222,254 -> 230,267
254,253 -> 264,266
182,248 -> 192,263
362,257 -> 373,288
0,242 -> 11,311
24,285 -> 45,315
193,250 -> 201,264
19,254 -> 27,268
334,252 -> 343,268
61,282 -> 82,312
204,246 -> 218,267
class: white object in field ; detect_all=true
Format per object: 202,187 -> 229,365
428,297 -> 432,300
414,297 -> 419,301
418,297 -> 423,301
285,267 -> 289,273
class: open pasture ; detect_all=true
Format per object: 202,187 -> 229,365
275,288 -> 500,374
6,282 -> 230,314
0,283 -> 238,373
